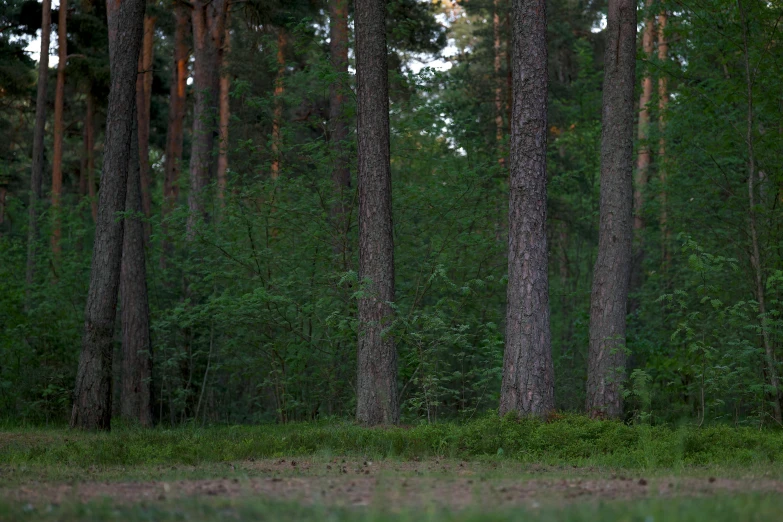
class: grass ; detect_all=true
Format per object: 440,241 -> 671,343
1,414 -> 782,470
3,493 -> 783,522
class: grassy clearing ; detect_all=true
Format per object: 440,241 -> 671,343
3,493 -> 783,522
1,414 -> 782,470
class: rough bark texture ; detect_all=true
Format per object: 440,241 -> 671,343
120,117 -> 153,427
187,0 -> 227,237
217,11 -> 231,203
26,0 -> 52,299
136,14 -> 155,238
70,0 -> 146,431
586,0 -> 636,419
271,30 -> 286,181
738,0 -> 782,425
355,0 -> 398,426
657,11 -> 671,267
163,2 -> 190,217
329,0 -> 350,264
499,0 -> 554,418
51,0 -> 67,256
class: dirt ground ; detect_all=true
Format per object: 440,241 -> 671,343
3,458 -> 783,510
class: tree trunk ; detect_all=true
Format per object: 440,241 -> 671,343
355,0 -> 398,426
657,10 -> 671,268
86,92 -> 97,221
26,0 -> 52,302
635,1 -> 654,233
329,0 -> 350,265
738,0 -> 782,425
499,0 -> 554,418
187,0 -> 227,237
493,0 -> 504,165
51,0 -> 67,257
70,0 -> 146,431
120,116 -> 153,427
163,2 -> 190,218
271,30 -> 286,181
586,0 -> 636,419
136,14 -> 155,239
217,11 -> 231,203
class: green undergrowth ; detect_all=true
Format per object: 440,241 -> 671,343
3,493 -> 783,522
1,414 -> 782,470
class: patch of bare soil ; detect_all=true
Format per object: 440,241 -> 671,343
3,459 -> 783,510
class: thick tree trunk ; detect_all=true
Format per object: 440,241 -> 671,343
355,0 -> 398,426
493,0 -> 504,164
329,0 -> 350,264
163,3 -> 190,217
586,0 -> 636,419
26,0 -> 52,302
738,0 -> 782,425
657,11 -> 671,268
187,0 -> 227,237
120,117 -> 153,427
271,30 -> 286,181
70,0 -> 146,430
51,0 -> 67,257
136,15 -> 156,239
217,12 -> 231,203
499,0 -> 554,418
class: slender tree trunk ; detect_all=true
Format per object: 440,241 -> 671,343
493,0 -> 504,165
136,14 -> 156,239
329,0 -> 350,264
355,0 -> 398,426
657,10 -> 671,268
187,0 -> 227,237
51,0 -> 67,257
217,12 -> 231,203
120,116 -> 153,427
26,0 -> 52,302
0,183 -> 6,234
86,93 -> 97,221
163,2 -> 190,217
586,0 -> 636,419
635,1 -> 654,233
738,0 -> 782,425
70,0 -> 146,430
499,0 -> 554,417
271,30 -> 286,181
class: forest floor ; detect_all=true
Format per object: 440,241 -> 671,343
2,418 -> 783,520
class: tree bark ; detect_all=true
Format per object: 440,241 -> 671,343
136,14 -> 156,239
120,116 -> 153,427
271,30 -> 286,181
86,92 -> 97,221
329,0 -> 350,264
499,0 -> 554,418
70,0 -> 146,430
493,0 -> 504,165
355,0 -> 398,426
216,11 -> 231,203
51,0 -> 67,257
657,10 -> 671,268
738,0 -> 782,425
163,2 -> 190,218
187,0 -> 227,237
586,0 -> 636,419
635,1 -> 654,233
26,0 -> 52,303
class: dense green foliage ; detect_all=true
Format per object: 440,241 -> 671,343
1,0 -> 783,426
3,415 -> 783,469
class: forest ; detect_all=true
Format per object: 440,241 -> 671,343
2,0 -> 783,520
